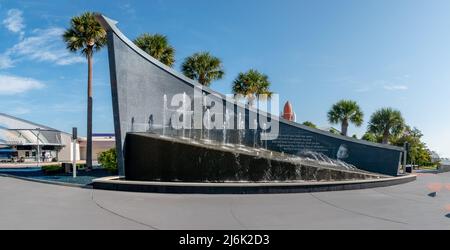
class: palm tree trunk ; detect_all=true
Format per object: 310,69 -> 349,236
86,53 -> 93,170
341,119 -> 348,136
382,130 -> 390,144
199,73 -> 206,86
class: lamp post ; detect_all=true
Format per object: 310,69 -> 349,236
403,141 -> 409,173
72,127 -> 77,178
36,128 -> 41,168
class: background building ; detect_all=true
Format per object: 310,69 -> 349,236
0,113 -> 114,163
78,133 -> 115,161
0,113 -> 76,162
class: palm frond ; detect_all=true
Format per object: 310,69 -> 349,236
181,52 -> 224,86
133,33 -> 175,67
62,12 -> 107,58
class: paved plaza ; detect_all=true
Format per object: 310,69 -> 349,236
0,172 -> 449,229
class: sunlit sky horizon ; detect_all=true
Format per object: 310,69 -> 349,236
0,0 -> 449,157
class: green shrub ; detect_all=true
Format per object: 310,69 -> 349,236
76,163 -> 86,170
98,148 -> 118,174
420,162 -> 437,167
42,164 -> 63,175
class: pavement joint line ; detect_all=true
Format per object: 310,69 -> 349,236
309,192 -> 408,225
90,189 -> 160,230
228,198 -> 249,229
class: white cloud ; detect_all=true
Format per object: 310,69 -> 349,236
352,79 -> 409,92
120,3 -> 136,16
6,27 -> 84,66
10,107 -> 31,115
1,10 -> 83,67
383,85 -> 408,91
0,74 -> 45,95
50,102 -> 84,113
56,56 -> 85,66
355,86 -> 371,92
3,9 -> 25,34
0,54 -> 13,69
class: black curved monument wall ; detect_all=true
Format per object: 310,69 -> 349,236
96,15 -> 404,177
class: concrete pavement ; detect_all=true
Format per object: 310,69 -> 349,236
0,172 -> 449,229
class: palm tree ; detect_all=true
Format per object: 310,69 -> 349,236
302,121 -> 317,129
361,132 -> 379,143
133,33 -> 175,67
368,107 -> 405,144
327,100 -> 363,136
232,69 -> 272,106
181,52 -> 224,86
63,12 -> 106,170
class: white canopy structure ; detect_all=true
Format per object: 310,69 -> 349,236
0,113 -> 63,147
0,113 -> 73,163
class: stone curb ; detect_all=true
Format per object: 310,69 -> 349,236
92,174 -> 417,194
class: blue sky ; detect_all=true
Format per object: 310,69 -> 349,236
0,0 -> 450,157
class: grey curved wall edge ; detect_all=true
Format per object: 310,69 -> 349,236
96,14 -> 405,176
